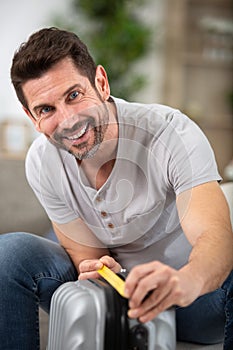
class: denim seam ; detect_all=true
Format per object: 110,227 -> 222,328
36,299 -> 40,350
224,304 -> 229,347
220,271 -> 233,349
34,272 -> 66,284
220,287 -> 228,347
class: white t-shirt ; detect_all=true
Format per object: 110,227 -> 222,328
26,98 -> 221,270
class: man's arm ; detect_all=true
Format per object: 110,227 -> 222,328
52,218 -> 110,276
177,180 -> 233,294
125,181 -> 233,322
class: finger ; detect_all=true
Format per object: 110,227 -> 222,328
138,296 -> 174,323
138,281 -> 182,323
129,276 -> 181,322
99,256 -> 121,273
78,270 -> 101,280
128,286 -> 172,322
136,273 -> 176,310
143,288 -> 169,311
99,255 -> 115,267
125,262 -> 159,298
128,266 -> 170,308
128,287 -> 165,319
79,259 -> 103,273
128,280 -> 158,309
128,263 -> 178,308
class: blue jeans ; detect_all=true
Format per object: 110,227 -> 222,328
0,232 -> 232,350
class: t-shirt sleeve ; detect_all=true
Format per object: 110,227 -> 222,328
25,137 -> 79,224
157,112 -> 222,195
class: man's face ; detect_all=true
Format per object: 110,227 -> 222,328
22,58 -> 110,160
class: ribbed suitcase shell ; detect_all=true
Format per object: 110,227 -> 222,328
47,279 -> 176,350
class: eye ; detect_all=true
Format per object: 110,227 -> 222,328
41,106 -> 52,114
69,91 -> 79,100
36,106 -> 54,120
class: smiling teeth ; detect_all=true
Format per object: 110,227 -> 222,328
67,124 -> 87,140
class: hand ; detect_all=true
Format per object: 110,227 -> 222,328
124,261 -> 203,323
78,255 -> 122,280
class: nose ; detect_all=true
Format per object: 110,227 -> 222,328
57,104 -> 72,124
55,104 -> 82,130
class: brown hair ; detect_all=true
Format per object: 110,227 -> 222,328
11,27 -> 97,108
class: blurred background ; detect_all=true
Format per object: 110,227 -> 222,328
0,0 -> 232,236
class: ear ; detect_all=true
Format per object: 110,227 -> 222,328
95,65 -> 110,101
22,107 -> 41,132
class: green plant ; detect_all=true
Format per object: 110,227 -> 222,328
53,0 -> 151,100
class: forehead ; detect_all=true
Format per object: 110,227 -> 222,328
22,58 -> 89,108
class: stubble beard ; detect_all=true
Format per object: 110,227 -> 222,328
50,108 -> 109,160
69,122 -> 107,160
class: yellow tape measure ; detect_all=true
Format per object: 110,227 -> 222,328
97,265 -> 126,298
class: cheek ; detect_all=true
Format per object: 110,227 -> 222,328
80,94 -> 104,112
36,120 -> 58,137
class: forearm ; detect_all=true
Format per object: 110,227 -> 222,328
52,221 -> 109,273
180,225 -> 233,296
66,246 -> 109,273
125,224 -> 233,323
177,181 -> 233,296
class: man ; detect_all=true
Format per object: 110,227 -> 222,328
0,27 -> 232,349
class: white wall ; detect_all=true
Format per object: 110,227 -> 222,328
0,0 -> 165,123
0,0 -> 72,122
132,0 -> 166,104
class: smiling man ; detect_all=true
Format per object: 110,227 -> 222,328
0,27 -> 232,349
23,56 -> 115,160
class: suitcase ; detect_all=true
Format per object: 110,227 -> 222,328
47,278 -> 176,350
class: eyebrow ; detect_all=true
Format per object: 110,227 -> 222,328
63,83 -> 83,97
32,83 -> 84,114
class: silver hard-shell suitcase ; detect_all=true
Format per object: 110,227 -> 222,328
47,279 -> 176,350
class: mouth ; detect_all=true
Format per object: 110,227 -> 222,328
51,114 -> 106,159
64,122 -> 89,141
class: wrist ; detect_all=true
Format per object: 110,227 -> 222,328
179,264 -> 205,296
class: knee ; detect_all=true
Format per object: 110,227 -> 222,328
0,232 -> 39,277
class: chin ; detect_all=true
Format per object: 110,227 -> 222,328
69,142 -> 100,160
